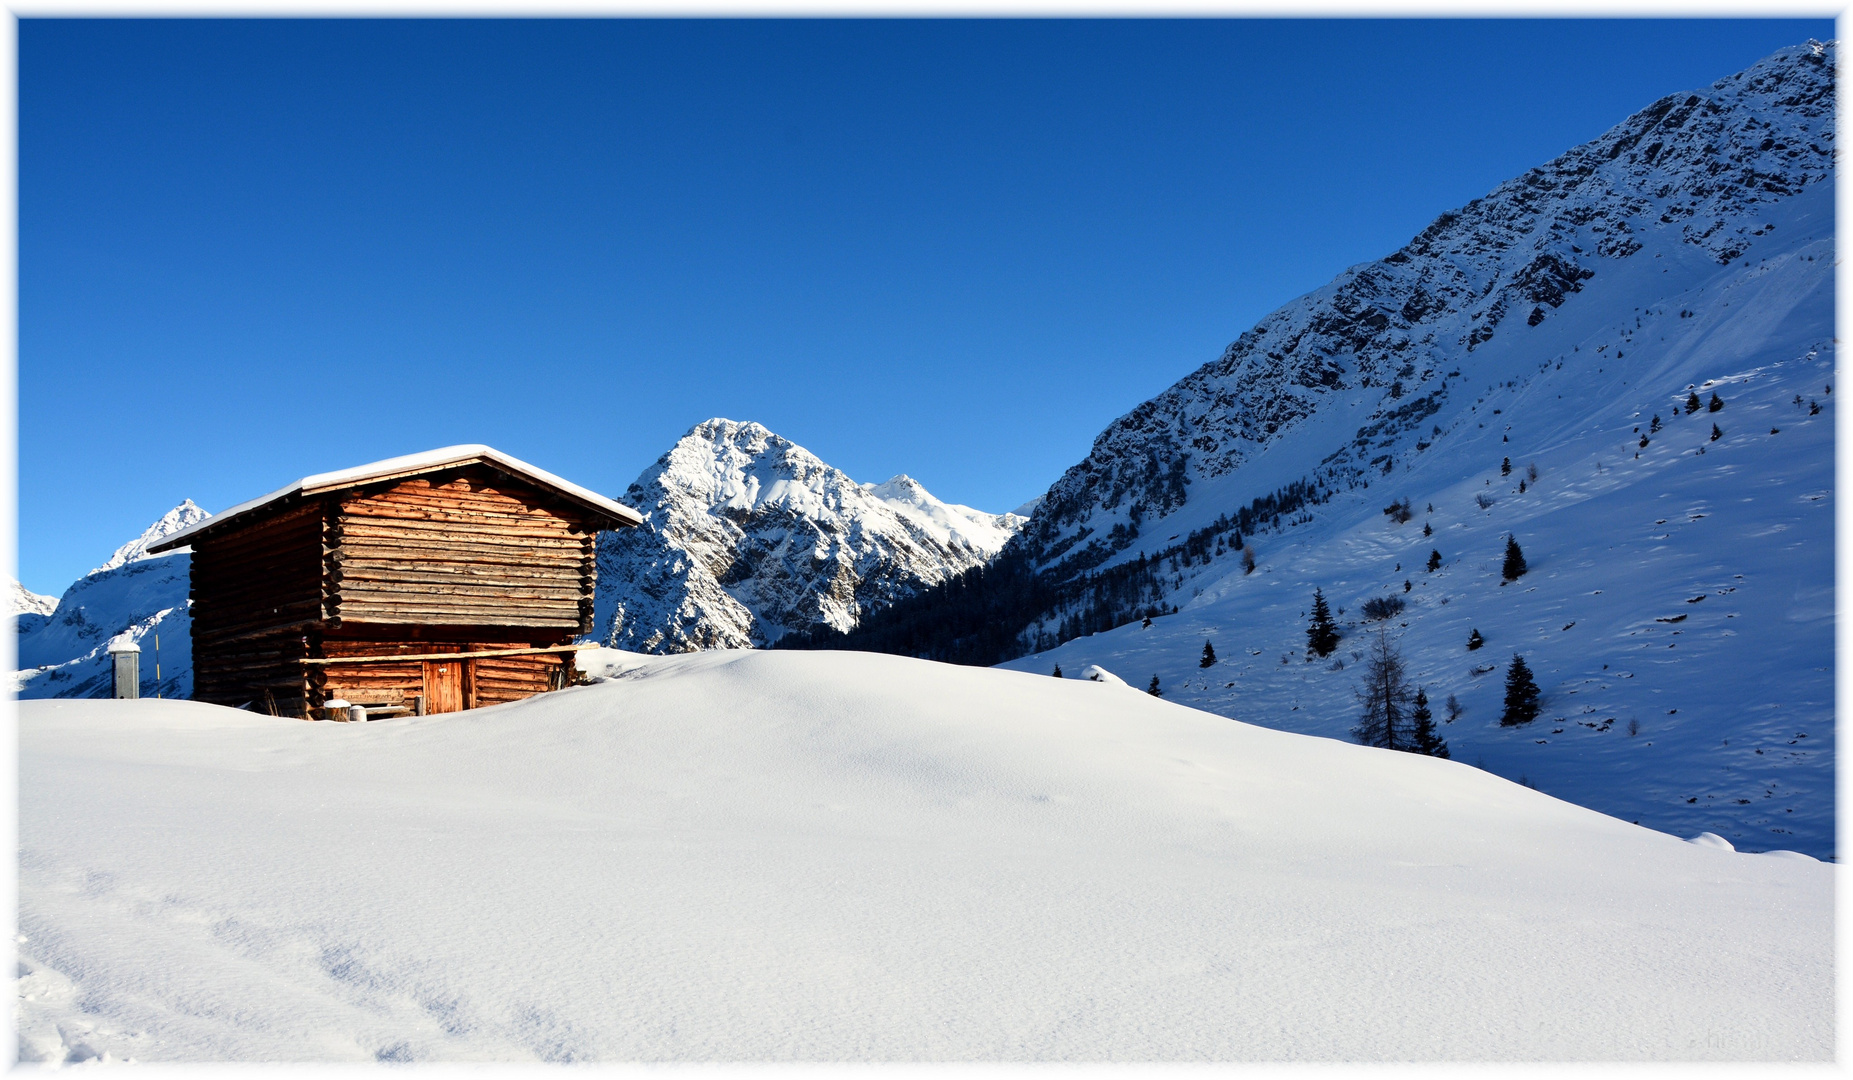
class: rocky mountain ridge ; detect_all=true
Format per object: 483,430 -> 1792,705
592,418 -> 1026,652
1019,41 -> 1834,589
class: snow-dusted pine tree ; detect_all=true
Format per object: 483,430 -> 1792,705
1307,589 -> 1340,658
1502,536 -> 1528,581
1410,689 -> 1449,758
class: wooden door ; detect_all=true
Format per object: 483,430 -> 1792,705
423,659 -> 469,714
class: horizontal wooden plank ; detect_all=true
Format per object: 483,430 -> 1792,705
305,643 -> 593,664
193,618 -> 322,648
333,515 -> 586,543
330,561 -> 585,584
340,498 -> 580,527
337,583 -> 589,605
333,594 -> 584,613
335,615 -> 584,630
328,535 -> 584,558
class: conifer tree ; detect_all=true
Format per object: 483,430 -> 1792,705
1147,675 -> 1163,697
1052,665 -> 1063,678
1501,457 -> 1512,476
1686,390 -> 1702,414
1708,392 -> 1723,412
1307,588 -> 1340,658
1410,689 -> 1450,758
1467,628 -> 1485,651
1711,423 -> 1723,441
1422,522 -> 1433,537
1200,641 -> 1217,668
1502,536 -> 1528,581
1426,549 -> 1442,572
1501,654 -> 1542,725
1650,414 -> 1662,433
1352,631 -> 1413,750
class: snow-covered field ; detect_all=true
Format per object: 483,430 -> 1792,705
18,649 -> 1830,1062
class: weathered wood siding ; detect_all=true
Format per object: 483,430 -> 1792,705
189,462 -> 611,718
310,638 -> 571,712
189,503 -> 322,715
327,468 -> 597,633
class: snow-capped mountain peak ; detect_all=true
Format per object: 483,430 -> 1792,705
9,579 -> 57,617
862,474 -> 1029,553
593,419 -> 1025,652
90,500 -> 210,575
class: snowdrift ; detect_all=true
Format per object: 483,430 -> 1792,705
17,649 -> 1830,1062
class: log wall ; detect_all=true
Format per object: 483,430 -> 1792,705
188,503 -> 323,715
311,637 -> 573,712
188,464 -> 609,718
328,467 -> 597,633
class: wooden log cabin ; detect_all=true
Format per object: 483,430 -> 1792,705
147,445 -> 642,719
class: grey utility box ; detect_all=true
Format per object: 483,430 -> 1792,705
108,641 -> 141,700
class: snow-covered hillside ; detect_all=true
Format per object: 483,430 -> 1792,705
12,501 -> 206,700
593,418 -> 1025,651
970,41 -> 1840,858
1017,41 -> 1833,583
18,650 -> 1830,1062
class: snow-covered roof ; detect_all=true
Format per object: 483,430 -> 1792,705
147,445 -> 642,553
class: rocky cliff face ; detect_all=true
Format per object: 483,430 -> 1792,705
1019,41 -> 1835,584
593,419 -> 1025,651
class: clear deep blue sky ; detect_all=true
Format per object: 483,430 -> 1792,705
18,17 -> 1833,594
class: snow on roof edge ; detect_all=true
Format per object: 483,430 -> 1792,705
148,445 -> 641,552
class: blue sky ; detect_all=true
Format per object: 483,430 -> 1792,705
18,17 -> 1833,594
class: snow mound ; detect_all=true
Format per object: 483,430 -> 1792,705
1757,849 -> 1818,862
1687,832 -> 1735,851
1078,664 -> 1126,686
18,650 -> 1830,1061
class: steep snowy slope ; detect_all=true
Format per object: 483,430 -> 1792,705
17,650 -> 1830,1062
1002,156 -> 1836,857
12,501 -> 206,700
593,419 -> 1024,651
1015,41 -> 1832,588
